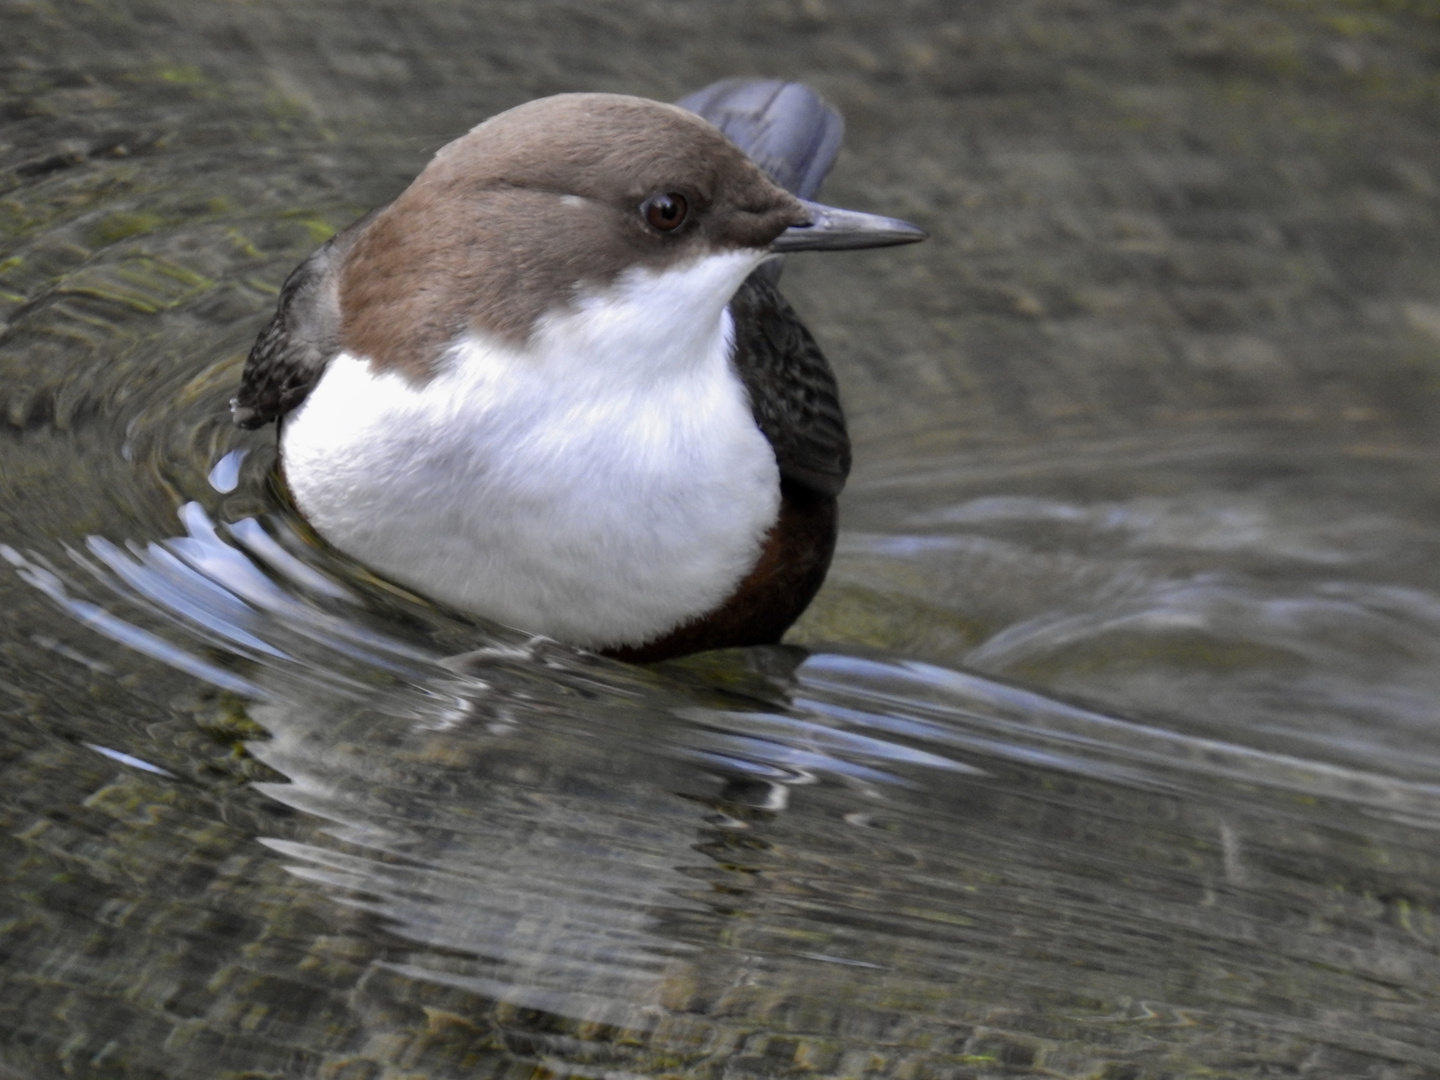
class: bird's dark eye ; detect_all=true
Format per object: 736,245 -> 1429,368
642,192 -> 689,233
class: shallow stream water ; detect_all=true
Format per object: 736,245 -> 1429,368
4,2 -> 1440,1077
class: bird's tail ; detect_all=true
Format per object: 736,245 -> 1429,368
676,78 -> 843,202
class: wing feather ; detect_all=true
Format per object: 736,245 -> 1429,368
230,208 -> 381,429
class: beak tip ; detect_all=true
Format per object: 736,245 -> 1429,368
772,198 -> 929,253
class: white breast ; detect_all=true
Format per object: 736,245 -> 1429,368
280,250 -> 781,649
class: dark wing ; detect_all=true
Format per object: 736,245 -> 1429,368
679,79 -> 851,496
728,272 -> 850,497
231,207 -> 383,429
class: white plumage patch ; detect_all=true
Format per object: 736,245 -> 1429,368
281,249 -> 780,649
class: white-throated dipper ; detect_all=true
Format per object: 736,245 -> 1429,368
232,79 -> 925,662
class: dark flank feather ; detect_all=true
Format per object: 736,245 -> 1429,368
230,208 -> 381,429
727,272 -> 849,496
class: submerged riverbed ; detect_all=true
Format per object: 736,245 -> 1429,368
3,1 -> 1440,1077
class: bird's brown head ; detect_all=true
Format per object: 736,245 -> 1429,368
339,94 -> 810,378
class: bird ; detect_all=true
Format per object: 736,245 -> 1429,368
231,79 -> 925,663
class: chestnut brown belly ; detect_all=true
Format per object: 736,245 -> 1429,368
602,480 -> 837,664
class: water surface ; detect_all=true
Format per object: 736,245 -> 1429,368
3,1 -> 1440,1077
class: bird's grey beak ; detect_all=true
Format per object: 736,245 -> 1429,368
771,198 -> 928,252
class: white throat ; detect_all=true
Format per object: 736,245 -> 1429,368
281,249 -> 781,649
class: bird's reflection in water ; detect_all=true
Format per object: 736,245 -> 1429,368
239,614 -> 985,1036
